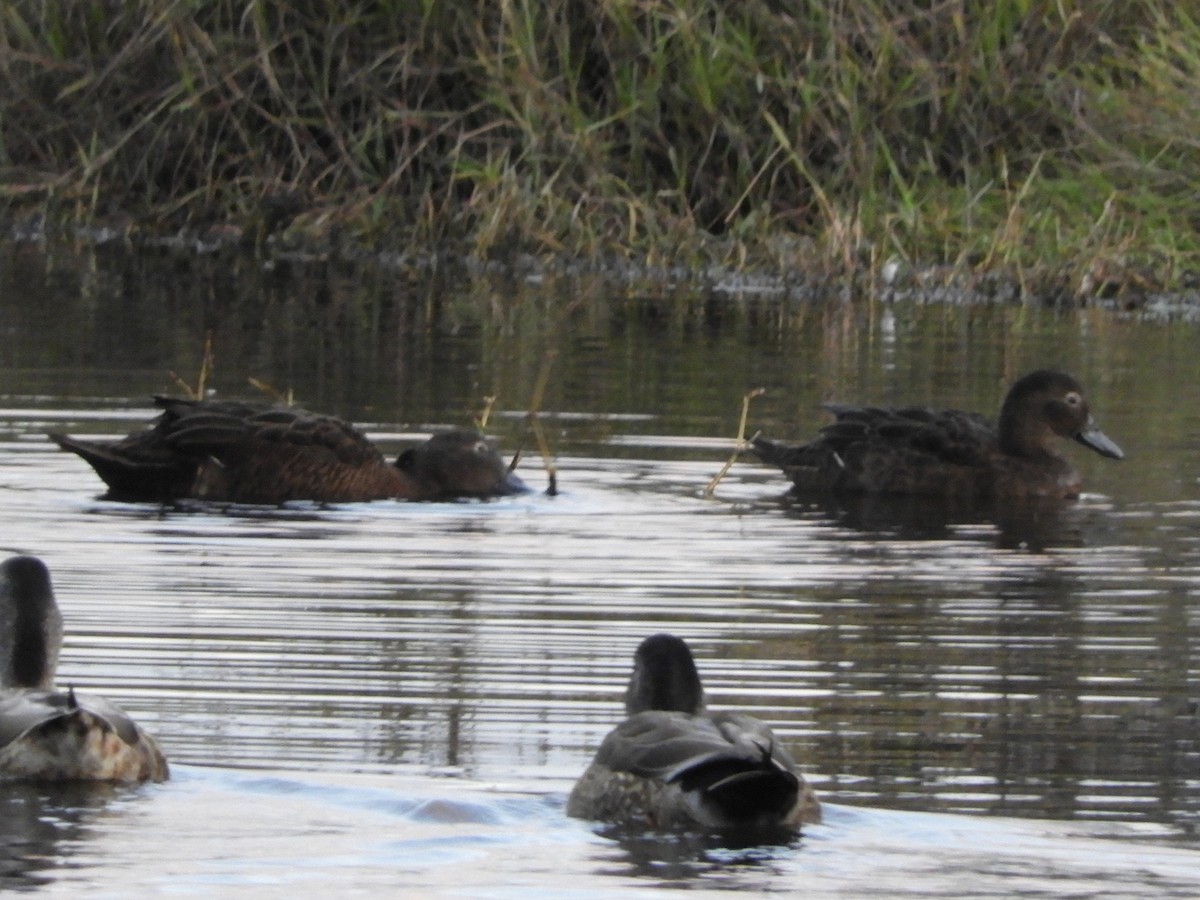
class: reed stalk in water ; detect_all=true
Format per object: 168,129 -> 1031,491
705,388 -> 765,498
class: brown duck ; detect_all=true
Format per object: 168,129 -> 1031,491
753,370 -> 1123,501
567,634 -> 821,831
49,396 -> 528,504
0,556 -> 168,782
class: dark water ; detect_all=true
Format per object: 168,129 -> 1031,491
0,241 -> 1198,895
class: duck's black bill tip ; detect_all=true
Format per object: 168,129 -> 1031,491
497,472 -> 531,495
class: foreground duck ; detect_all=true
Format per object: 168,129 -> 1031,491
753,370 -> 1122,501
567,634 -> 820,831
0,556 -> 168,782
50,396 -> 528,504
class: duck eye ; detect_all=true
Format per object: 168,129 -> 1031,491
1064,391 -> 1082,406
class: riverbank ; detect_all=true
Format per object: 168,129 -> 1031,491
3,2 -> 1197,301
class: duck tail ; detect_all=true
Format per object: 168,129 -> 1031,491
670,752 -> 801,825
706,765 -> 800,822
47,433 -> 185,502
749,435 -> 794,467
48,433 -> 128,483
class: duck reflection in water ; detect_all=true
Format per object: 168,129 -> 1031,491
50,396 -> 528,505
590,823 -> 801,884
777,490 -> 1099,551
568,634 -> 820,834
0,781 -> 122,889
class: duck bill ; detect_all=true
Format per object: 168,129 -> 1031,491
495,470 -> 530,495
1074,418 -> 1124,460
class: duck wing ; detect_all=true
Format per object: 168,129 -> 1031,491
152,397 -> 384,468
823,404 -> 995,462
51,398 -> 390,502
157,399 -> 400,502
0,689 -> 144,749
755,404 -> 997,495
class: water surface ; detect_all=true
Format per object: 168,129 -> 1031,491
0,242 -> 1198,895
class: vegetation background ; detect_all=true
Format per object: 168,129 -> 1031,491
2,1 -> 1198,299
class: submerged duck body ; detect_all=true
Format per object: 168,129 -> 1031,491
0,556 -> 168,782
49,396 -> 527,504
753,370 -> 1123,501
567,634 -> 820,831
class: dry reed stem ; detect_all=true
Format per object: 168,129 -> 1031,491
247,378 -> 294,405
526,349 -> 559,496
704,388 -> 765,498
476,395 -> 497,431
168,330 -> 214,399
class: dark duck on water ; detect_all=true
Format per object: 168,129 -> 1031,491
752,370 -> 1122,501
50,396 -> 528,504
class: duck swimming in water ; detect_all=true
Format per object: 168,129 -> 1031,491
567,633 -> 820,831
0,556 -> 168,782
49,396 -> 528,504
753,370 -> 1122,501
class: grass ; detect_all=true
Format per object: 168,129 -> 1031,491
2,1 -> 1199,299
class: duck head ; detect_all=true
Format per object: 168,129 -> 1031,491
0,556 -> 63,690
998,370 -> 1123,461
396,430 -> 529,499
625,633 -> 706,715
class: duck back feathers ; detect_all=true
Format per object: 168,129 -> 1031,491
0,688 -> 168,782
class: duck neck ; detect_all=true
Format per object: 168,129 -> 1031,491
626,661 -> 705,715
9,603 -> 54,689
997,403 -> 1058,460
